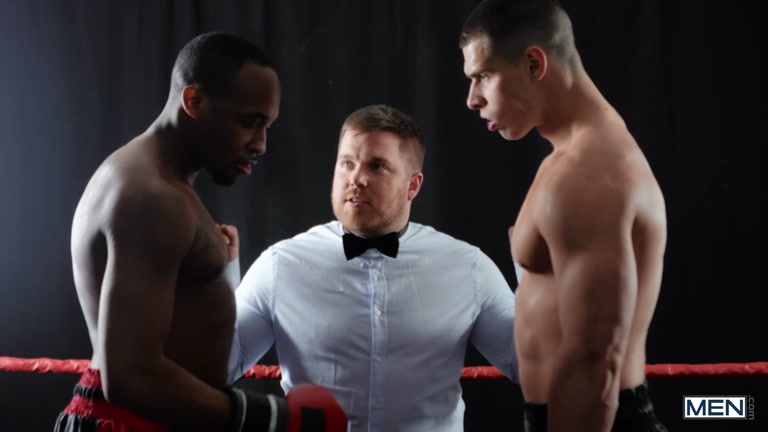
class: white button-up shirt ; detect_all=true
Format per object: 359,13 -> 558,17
229,221 -> 517,432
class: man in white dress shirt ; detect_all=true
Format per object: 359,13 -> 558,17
227,104 -> 518,432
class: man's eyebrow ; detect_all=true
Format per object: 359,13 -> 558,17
241,111 -> 270,121
466,68 -> 489,79
369,156 -> 390,165
336,155 -> 390,164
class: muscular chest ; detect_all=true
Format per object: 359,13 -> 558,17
512,166 -> 556,275
177,201 -> 230,290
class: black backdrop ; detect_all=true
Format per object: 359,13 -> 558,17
1,1 -> 766,431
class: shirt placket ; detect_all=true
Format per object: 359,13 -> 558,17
365,256 -> 387,431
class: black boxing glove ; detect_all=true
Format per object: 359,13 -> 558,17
226,384 -> 347,432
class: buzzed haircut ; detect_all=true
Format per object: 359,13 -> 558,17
171,31 -> 274,98
459,0 -> 576,64
340,105 -> 426,172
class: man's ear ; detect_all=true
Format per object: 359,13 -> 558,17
407,172 -> 424,201
524,46 -> 548,82
181,86 -> 204,119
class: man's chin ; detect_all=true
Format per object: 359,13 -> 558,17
498,128 -> 517,141
498,126 -> 532,141
336,212 -> 374,233
210,173 -> 237,186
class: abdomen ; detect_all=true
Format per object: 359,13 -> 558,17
164,279 -> 236,387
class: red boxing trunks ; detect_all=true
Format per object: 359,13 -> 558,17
54,369 -> 171,432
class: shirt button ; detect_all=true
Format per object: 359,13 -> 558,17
372,270 -> 381,278
375,308 -> 382,316
374,403 -> 380,410
375,356 -> 381,363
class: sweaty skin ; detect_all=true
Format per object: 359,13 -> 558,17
462,25 -> 667,429
510,118 -> 667,406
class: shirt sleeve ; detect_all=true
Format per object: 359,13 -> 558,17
469,250 -> 519,383
224,257 -> 241,290
513,260 -> 524,287
227,248 -> 277,383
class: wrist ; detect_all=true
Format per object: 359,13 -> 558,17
225,387 -> 247,432
266,393 -> 289,432
225,387 -> 289,432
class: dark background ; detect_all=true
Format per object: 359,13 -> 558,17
1,1 -> 766,431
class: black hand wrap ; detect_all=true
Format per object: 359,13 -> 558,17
226,387 -> 289,432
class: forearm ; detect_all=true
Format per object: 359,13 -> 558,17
227,251 -> 277,383
104,357 -> 233,430
473,251 -> 519,381
227,301 -> 276,383
548,353 -> 619,432
228,323 -> 247,383
225,257 -> 251,382
225,257 -> 241,290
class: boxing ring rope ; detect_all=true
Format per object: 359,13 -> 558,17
2,356 -> 767,380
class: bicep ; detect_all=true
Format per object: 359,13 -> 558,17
99,196 -> 194,369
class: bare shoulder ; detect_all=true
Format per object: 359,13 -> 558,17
574,124 -> 660,197
588,125 -> 667,220
542,126 -> 663,241
98,141 -> 197,243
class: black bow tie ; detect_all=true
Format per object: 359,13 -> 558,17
342,232 -> 399,260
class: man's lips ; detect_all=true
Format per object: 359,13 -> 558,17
238,160 -> 255,175
346,196 -> 369,206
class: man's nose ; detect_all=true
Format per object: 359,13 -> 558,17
250,128 -> 267,156
349,166 -> 367,187
466,83 -> 486,110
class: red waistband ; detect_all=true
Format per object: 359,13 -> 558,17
65,369 -> 171,432
75,367 -> 103,389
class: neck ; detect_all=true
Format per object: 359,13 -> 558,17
536,60 -> 618,151
344,221 -> 410,239
146,99 -> 202,185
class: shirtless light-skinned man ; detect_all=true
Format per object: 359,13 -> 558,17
461,1 -> 668,431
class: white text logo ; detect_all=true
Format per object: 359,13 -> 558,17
683,396 -> 755,420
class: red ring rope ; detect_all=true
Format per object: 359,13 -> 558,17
1,356 -> 766,379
